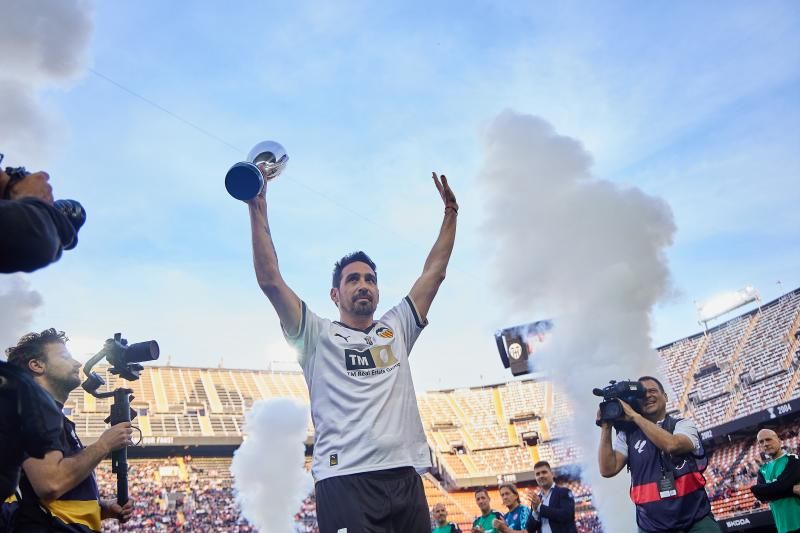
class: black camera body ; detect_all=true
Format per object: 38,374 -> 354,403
594,380 -> 645,432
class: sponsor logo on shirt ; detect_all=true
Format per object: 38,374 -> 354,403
334,333 -> 351,342
344,346 -> 399,377
330,453 -> 338,466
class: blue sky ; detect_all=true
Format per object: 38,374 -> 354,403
3,0 -> 799,391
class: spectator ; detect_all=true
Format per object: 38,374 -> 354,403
472,487 -> 503,533
750,428 -> 800,533
527,461 -> 577,533
493,483 -> 530,533
431,502 -> 461,533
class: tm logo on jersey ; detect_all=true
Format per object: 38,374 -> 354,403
345,346 -> 399,376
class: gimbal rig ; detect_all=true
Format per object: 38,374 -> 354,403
81,333 -> 159,504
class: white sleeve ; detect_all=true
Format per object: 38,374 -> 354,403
282,301 -> 323,371
380,296 -> 428,353
612,430 -> 629,458
674,418 -> 701,453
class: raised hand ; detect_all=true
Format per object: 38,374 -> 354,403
433,172 -> 458,213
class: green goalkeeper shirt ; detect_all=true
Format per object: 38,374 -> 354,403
759,454 -> 800,533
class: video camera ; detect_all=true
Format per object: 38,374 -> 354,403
593,379 -> 645,432
1,154 -> 86,248
82,333 -> 159,504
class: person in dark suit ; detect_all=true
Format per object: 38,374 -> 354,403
526,461 -> 577,533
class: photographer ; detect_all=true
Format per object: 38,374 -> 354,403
0,153 -> 80,273
597,376 -> 720,533
4,329 -> 133,532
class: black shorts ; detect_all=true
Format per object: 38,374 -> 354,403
315,466 -> 430,533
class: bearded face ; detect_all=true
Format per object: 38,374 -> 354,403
333,262 -> 379,317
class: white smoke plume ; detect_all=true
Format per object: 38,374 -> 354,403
0,0 -> 94,163
231,398 -> 313,532
0,275 -> 44,355
479,110 -> 676,532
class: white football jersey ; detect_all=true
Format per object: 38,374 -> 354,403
284,296 -> 431,482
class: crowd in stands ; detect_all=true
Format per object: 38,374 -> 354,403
96,458 -> 254,532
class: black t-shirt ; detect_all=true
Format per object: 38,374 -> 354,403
0,362 -> 64,500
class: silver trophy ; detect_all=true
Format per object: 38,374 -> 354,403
225,140 -> 289,200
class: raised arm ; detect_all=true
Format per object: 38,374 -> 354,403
409,172 -> 458,320
247,188 -> 303,336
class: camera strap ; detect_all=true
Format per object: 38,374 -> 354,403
657,415 -> 679,498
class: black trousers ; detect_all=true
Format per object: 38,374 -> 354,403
315,467 -> 430,533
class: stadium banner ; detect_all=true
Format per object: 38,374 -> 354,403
717,510 -> 774,531
84,435 -> 245,447
495,319 -> 553,376
699,396 -> 800,442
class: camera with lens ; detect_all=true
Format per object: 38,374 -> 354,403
81,333 -> 159,505
82,333 -> 160,392
1,157 -> 87,248
593,379 -> 645,431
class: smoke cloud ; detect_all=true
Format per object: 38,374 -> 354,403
0,275 -> 44,355
231,398 -> 312,532
0,0 -> 94,162
479,110 -> 675,532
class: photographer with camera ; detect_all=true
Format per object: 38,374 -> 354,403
4,329 -> 133,532
596,376 -> 720,533
0,153 -> 85,273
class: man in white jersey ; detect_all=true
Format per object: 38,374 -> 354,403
246,171 -> 458,532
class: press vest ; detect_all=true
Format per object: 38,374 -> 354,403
626,416 -> 711,532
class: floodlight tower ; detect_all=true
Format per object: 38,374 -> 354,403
695,286 -> 760,332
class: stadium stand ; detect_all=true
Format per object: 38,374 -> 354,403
60,286 -> 800,531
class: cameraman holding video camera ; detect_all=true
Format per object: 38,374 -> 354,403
4,329 -> 133,532
0,153 -> 85,273
596,376 -> 719,533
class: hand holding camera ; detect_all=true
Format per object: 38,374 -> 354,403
1,154 -> 87,272
4,169 -> 54,204
593,379 -> 645,432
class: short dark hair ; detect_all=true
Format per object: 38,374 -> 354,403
533,460 -> 551,471
5,328 -> 68,374
638,375 -> 666,393
474,487 -> 489,497
332,251 -> 377,289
